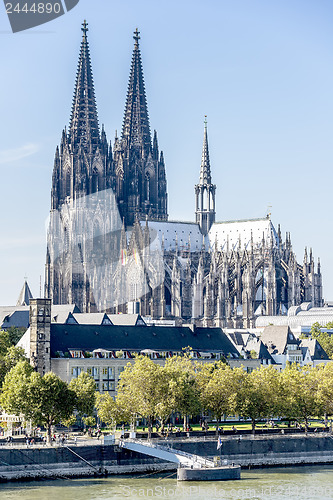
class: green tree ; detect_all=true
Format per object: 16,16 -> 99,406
280,363 -> 321,429
313,363 -> 333,425
0,345 -> 27,387
0,362 -> 76,444
97,393 -> 122,430
116,356 -> 164,439
310,323 -> 333,359
237,366 -> 282,434
0,360 -> 34,416
0,330 -> 27,386
6,326 -> 27,345
62,414 -> 77,430
69,371 -> 96,417
164,355 -> 201,431
197,362 -> 244,435
82,416 -> 96,428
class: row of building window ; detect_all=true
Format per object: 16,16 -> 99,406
71,366 -> 118,379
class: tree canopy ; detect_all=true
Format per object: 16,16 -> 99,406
69,371 -> 96,417
309,322 -> 333,359
0,330 -> 26,386
1,361 -> 76,443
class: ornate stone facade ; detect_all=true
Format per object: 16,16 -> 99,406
45,23 -> 323,326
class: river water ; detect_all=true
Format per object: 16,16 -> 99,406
1,466 -> 333,499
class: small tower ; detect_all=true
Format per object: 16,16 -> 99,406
195,117 -> 216,235
29,299 -> 51,376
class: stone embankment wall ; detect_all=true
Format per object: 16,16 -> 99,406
165,433 -> 333,467
0,445 -> 175,482
1,434 -> 333,482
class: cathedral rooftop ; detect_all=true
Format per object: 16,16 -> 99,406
209,217 -> 279,250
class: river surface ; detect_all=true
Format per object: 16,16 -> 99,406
1,466 -> 333,499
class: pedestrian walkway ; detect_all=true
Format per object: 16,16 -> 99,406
119,438 -> 215,468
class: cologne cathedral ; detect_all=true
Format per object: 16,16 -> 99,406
45,22 -> 323,327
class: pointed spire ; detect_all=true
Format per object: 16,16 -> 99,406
304,247 -> 308,265
122,29 -> 151,152
277,224 -> 282,244
199,116 -> 212,185
17,279 -> 33,306
153,130 -> 159,161
69,20 -> 100,148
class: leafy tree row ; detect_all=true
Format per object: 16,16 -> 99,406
0,361 -> 96,444
2,355 -> 333,442
97,357 -> 333,436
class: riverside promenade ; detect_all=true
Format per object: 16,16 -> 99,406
1,431 -> 333,482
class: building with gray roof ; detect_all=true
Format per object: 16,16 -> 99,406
259,325 -> 331,368
18,299 -> 262,392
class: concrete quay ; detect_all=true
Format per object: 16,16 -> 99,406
0,433 -> 333,482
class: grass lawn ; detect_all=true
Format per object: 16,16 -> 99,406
105,419 -> 329,435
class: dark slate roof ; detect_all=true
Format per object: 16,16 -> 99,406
50,324 -> 240,358
245,338 -> 276,363
299,338 -> 330,361
260,325 -> 299,355
227,332 -> 245,346
0,307 -> 30,329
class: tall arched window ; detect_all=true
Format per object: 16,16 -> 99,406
92,171 -> 99,193
145,172 -> 150,201
65,172 -> 71,197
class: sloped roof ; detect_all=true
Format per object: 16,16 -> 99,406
209,217 -> 279,251
73,313 -> 112,325
0,306 -> 29,329
260,325 -> 299,355
245,337 -> 276,363
139,220 -> 208,253
227,332 -> 245,347
299,338 -> 330,361
107,314 -> 146,326
51,304 -> 81,323
16,281 -> 33,306
50,324 -> 240,358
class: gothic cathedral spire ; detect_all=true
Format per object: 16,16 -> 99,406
50,21 -> 109,211
46,21 -> 110,311
121,28 -> 152,152
112,29 -> 168,226
69,20 -> 100,149
195,117 -> 216,235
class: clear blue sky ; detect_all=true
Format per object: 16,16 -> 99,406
0,0 -> 332,305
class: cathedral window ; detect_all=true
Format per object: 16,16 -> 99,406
64,226 -> 70,253
145,172 -> 150,201
92,172 -> 99,192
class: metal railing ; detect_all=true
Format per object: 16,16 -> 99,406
120,438 -> 215,468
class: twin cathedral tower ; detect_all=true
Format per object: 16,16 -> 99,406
45,22 -> 322,327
